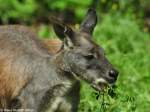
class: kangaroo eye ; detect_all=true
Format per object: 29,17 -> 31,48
84,54 -> 95,60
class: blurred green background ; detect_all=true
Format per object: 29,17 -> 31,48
0,0 -> 149,112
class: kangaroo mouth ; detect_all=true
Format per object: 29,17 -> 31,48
92,83 -> 107,91
91,78 -> 116,91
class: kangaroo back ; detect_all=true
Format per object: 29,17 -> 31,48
0,25 -> 51,56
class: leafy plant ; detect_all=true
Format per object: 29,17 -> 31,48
0,0 -> 37,23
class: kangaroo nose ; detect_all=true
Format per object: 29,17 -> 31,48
109,69 -> 119,79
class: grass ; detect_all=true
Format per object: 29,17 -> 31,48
79,14 -> 150,112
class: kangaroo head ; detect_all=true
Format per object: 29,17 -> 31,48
53,8 -> 118,91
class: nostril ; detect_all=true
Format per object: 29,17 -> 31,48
109,70 -> 118,79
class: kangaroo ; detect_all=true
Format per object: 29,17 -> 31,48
0,8 -> 118,112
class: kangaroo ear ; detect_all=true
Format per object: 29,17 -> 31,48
80,8 -> 97,35
52,19 -> 77,49
50,16 -> 75,40
53,23 -> 74,40
53,23 -> 66,40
